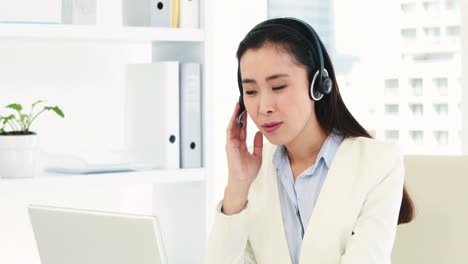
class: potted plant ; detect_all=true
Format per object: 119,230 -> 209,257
0,100 -> 64,179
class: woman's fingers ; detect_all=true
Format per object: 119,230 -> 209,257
226,102 -> 241,142
253,131 -> 263,159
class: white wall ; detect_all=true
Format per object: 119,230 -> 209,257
208,0 -> 268,228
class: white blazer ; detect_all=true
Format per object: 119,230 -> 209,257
206,137 -> 404,264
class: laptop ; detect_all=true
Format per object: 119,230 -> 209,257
28,204 -> 167,264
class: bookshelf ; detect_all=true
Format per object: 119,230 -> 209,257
0,168 -> 206,192
0,1 -> 212,264
0,24 -> 205,42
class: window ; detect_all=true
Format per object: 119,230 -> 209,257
433,103 -> 449,115
384,79 -> 399,96
401,3 -> 417,13
445,0 -> 460,10
385,130 -> 400,141
385,104 -> 399,115
409,103 -> 424,115
401,28 -> 417,39
412,52 -> 454,62
409,78 -> 423,88
409,130 -> 424,145
433,77 -> 448,95
409,78 -> 423,96
434,130 -> 449,145
385,79 -> 399,88
424,27 -> 441,42
446,26 -> 461,36
423,1 -> 440,12
268,0 -> 463,155
424,27 -> 441,37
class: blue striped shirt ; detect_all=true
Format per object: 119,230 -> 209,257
272,131 -> 343,264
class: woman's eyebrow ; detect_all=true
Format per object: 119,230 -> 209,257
242,73 -> 289,84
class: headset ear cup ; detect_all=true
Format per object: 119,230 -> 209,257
321,69 -> 333,95
310,70 -> 324,101
312,87 -> 324,101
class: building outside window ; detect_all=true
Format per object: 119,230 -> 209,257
433,77 -> 449,96
422,1 -> 440,12
268,0 -> 463,155
401,2 -> 417,14
433,103 -> 449,115
424,27 -> 441,43
384,79 -> 399,96
385,130 -> 400,141
409,130 -> 424,145
401,28 -> 417,39
446,25 -> 461,37
385,104 -> 400,115
409,78 -> 423,96
445,0 -> 460,10
409,103 -> 424,116
434,130 -> 449,145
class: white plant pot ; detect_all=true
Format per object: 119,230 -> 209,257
0,133 -> 39,179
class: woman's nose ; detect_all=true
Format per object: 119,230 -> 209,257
259,94 -> 274,115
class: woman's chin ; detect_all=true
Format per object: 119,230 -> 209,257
262,133 -> 289,146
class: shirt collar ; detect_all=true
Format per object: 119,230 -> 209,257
318,131 -> 343,169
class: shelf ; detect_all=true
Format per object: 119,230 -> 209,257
0,24 -> 204,42
0,168 -> 205,191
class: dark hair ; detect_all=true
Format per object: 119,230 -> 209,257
236,18 -> 414,225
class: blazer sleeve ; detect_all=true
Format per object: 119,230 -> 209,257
341,149 -> 405,264
205,200 -> 257,264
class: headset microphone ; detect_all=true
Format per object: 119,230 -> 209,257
237,96 -> 246,128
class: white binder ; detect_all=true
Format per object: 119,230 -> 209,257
62,0 -> 96,25
179,0 -> 199,28
122,0 -> 146,26
122,0 -> 172,27
125,62 -> 180,169
180,63 -> 202,168
150,0 -> 172,27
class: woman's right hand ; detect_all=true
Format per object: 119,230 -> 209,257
223,102 -> 263,215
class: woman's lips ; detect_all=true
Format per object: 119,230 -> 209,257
262,122 -> 282,133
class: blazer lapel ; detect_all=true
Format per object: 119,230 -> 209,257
299,138 -> 359,262
254,144 -> 292,264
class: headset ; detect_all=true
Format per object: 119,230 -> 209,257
236,17 -> 333,128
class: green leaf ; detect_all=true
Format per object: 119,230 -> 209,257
45,106 -> 64,118
53,106 -> 64,118
32,100 -> 45,108
3,114 -> 14,124
6,103 -> 22,112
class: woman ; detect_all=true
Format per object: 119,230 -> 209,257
206,17 -> 414,264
